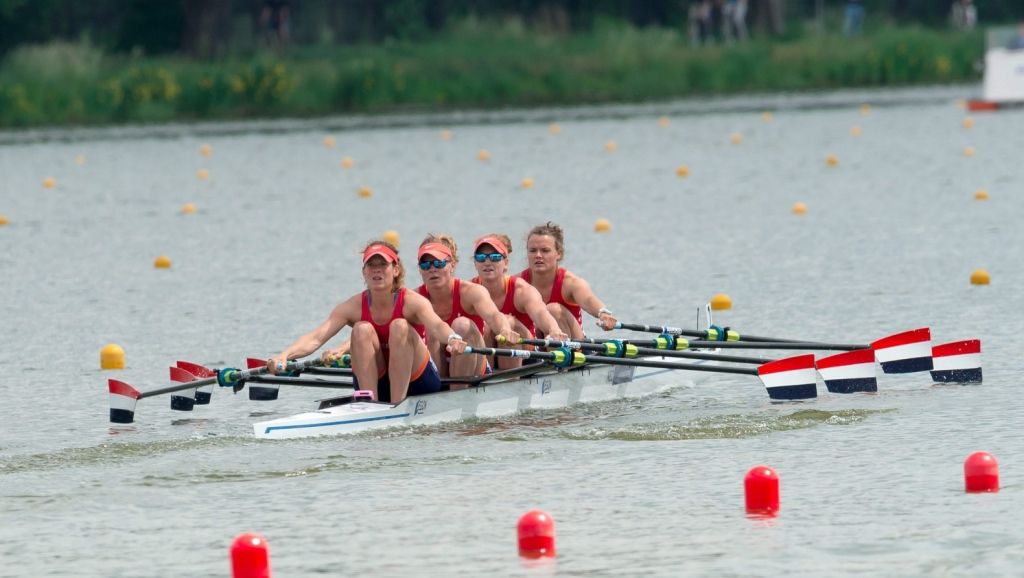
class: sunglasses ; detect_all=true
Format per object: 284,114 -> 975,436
418,259 -> 449,271
474,252 -> 505,263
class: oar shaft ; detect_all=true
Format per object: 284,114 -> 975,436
466,346 -> 759,376
615,322 -> 867,347
137,358 -> 323,399
518,338 -> 771,364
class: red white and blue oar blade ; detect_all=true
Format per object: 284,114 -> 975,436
871,328 -> 933,374
169,366 -> 198,411
109,379 -> 140,424
816,349 -> 877,393
177,361 -> 214,404
930,340 -> 982,383
757,354 -> 818,400
247,357 -> 279,401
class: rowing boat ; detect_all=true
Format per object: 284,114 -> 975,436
252,356 -> 710,439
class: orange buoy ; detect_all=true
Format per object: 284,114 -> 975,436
676,165 -> 690,178
341,157 -> 354,169
974,190 -> 988,201
43,177 -> 56,189
154,255 -> 172,269
477,149 -> 491,161
710,293 -> 732,310
521,178 -> 534,189
358,186 -> 373,199
594,218 -> 611,233
792,202 -> 808,215
548,123 -> 561,135
970,269 -> 990,285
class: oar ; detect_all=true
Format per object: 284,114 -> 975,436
108,357 -> 328,424
465,346 -> 819,400
515,337 -> 773,364
614,321 -> 869,348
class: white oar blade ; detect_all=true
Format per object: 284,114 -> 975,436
169,366 -> 198,411
871,328 -> 933,374
177,361 -> 214,404
930,340 -> 982,383
247,357 -> 279,401
108,379 -> 140,424
816,349 -> 877,393
757,354 -> 818,400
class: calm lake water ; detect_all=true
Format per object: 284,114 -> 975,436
1,86 -> 1022,577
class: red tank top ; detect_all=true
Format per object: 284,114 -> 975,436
520,267 -> 582,326
473,275 -> 535,337
360,289 -> 426,355
417,279 -> 485,335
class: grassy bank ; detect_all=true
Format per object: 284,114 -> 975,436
0,24 -> 982,128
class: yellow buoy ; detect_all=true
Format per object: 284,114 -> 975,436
383,230 -> 401,248
181,202 -> 196,214
792,202 -> 808,215
970,269 -> 990,285
197,168 -> 209,180
341,157 -> 354,169
850,125 -> 863,137
0,214 -> 9,226
962,117 -> 974,129
154,255 -> 172,269
605,140 -> 617,153
594,218 -> 611,233
440,130 -> 452,141
521,178 -> 534,189
101,343 -> 125,370
43,177 -> 56,189
761,111 -> 774,123
75,154 -> 87,166
358,186 -> 373,199
676,165 -> 690,178
477,149 -> 491,161
826,154 -> 839,167
710,293 -> 732,311
323,135 -> 336,148
658,116 -> 670,128
730,133 -> 743,145
974,189 -> 989,201
199,144 -> 212,157
964,146 -> 975,157
549,123 -> 561,135
860,103 -> 872,116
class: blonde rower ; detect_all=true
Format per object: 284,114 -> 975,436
519,222 -> 617,339
471,234 -> 567,368
415,234 -> 518,382
267,240 -> 467,404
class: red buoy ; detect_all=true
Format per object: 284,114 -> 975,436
745,465 -> 780,516
964,452 -> 999,493
517,510 -> 556,558
231,533 -> 271,578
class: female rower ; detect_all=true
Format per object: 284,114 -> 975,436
472,234 -> 567,368
519,221 -> 617,339
267,240 -> 467,404
415,234 -> 518,382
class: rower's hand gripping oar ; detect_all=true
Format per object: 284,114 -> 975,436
470,345 -> 819,401
108,357 -> 332,424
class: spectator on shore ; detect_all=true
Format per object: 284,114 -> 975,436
950,0 -> 977,31
843,0 -> 864,37
1009,22 -> 1024,50
261,0 -> 291,49
724,0 -> 748,42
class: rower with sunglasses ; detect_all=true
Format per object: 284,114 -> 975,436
266,240 -> 468,404
519,221 -> 617,340
415,234 -> 518,383
471,234 -> 568,369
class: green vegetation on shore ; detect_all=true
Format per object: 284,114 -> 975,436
0,23 -> 982,128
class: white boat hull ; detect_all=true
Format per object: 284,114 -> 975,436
253,360 -> 708,440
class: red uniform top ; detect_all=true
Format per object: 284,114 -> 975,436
361,289 -> 426,358
473,275 -> 535,337
520,267 -> 583,326
417,279 -> 485,336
